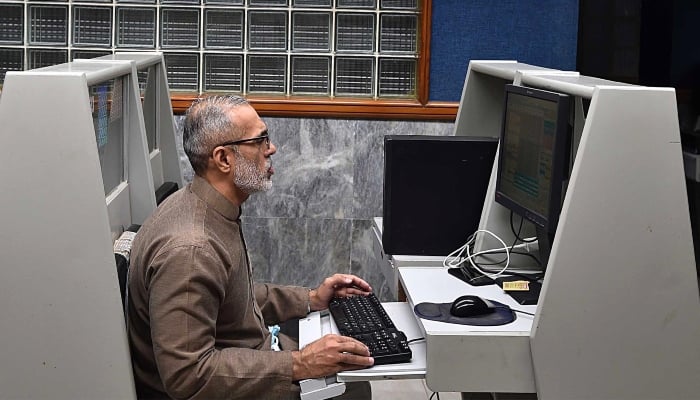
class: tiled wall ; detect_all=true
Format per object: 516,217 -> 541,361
174,115 -> 453,301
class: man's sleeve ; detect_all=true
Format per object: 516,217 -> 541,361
254,282 -> 310,324
147,246 -> 297,400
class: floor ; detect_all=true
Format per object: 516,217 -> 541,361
370,379 -> 461,400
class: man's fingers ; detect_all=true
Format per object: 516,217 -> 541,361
339,353 -> 375,367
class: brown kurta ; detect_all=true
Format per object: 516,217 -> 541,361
127,176 -> 310,399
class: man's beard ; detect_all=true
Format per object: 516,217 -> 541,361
234,152 -> 272,194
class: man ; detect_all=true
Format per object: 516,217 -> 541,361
127,95 -> 374,399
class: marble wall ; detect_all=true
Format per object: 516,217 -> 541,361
174,115 -> 454,301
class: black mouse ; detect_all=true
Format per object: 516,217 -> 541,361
449,295 -> 496,318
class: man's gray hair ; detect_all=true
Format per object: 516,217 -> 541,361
183,95 -> 250,175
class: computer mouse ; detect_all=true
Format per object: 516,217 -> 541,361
449,295 -> 496,318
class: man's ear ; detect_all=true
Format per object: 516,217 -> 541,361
211,146 -> 233,174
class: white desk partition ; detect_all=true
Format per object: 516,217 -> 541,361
0,55 -> 177,399
403,60 -> 700,399
298,61 -> 700,399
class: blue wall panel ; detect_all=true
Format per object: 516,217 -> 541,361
430,1 -> 579,101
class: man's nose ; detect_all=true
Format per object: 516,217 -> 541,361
265,141 -> 277,156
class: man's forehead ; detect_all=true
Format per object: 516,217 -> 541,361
229,104 -> 266,133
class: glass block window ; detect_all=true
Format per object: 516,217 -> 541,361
164,52 -> 199,91
336,57 -> 373,96
28,49 -> 67,69
117,7 -> 156,48
337,0 -> 376,8
0,5 -> 23,44
29,6 -> 68,46
161,9 -> 200,48
0,0 -> 421,99
205,54 -> 243,92
73,7 -> 112,47
0,48 -> 23,81
292,12 -> 330,51
380,14 -> 416,53
292,56 -> 330,95
248,11 -> 287,51
336,13 -> 375,53
378,58 -> 415,97
293,0 -> 331,6
248,55 -> 286,93
381,0 -> 417,9
72,50 -> 111,60
205,9 -> 244,49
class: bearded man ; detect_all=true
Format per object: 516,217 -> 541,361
127,95 -> 374,400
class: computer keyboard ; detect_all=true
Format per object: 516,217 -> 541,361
328,293 -> 412,365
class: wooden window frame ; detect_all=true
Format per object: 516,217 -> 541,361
171,0 -> 458,120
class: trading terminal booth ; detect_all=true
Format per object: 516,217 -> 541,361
0,58 -> 698,399
0,53 -> 180,399
301,61 -> 700,399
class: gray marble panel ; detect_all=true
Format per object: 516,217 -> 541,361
173,115 -> 194,183
172,114 -> 455,293
244,117 -> 355,219
242,216 -> 352,288
352,120 -> 454,219
350,219 -> 393,302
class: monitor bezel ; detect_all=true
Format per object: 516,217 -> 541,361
494,83 -> 571,234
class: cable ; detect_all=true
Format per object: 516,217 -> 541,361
513,309 -> 536,317
510,211 -> 537,243
407,337 -> 425,345
429,392 -> 441,400
442,229 -> 511,279
495,305 -> 536,317
443,222 -> 542,283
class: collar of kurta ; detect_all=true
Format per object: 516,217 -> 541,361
190,175 -> 242,221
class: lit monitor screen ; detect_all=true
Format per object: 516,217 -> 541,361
138,65 -> 158,153
90,77 -> 126,196
495,84 -> 571,235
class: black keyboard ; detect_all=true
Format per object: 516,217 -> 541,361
328,293 -> 412,365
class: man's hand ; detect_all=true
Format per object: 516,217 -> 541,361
292,334 -> 374,380
309,274 -> 372,312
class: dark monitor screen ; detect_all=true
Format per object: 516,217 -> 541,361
495,84 -> 571,235
383,135 -> 498,256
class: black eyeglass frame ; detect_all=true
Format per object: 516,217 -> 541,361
218,133 -> 270,149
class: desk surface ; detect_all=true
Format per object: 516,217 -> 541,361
399,267 -> 538,393
399,267 -> 537,335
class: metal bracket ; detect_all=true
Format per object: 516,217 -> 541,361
299,376 -> 346,400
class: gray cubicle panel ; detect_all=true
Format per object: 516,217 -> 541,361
0,60 -> 158,398
416,60 -> 700,399
86,52 -> 184,194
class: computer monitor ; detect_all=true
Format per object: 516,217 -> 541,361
383,135 -> 498,256
495,84 -> 571,257
90,78 -> 125,198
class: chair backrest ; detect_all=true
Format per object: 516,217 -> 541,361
113,225 -> 141,314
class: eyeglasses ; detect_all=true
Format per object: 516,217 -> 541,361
218,133 -> 270,150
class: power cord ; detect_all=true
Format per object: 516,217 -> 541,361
443,212 -> 544,282
429,392 -> 441,400
495,305 -> 536,317
407,337 -> 425,345
443,229 -> 510,277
